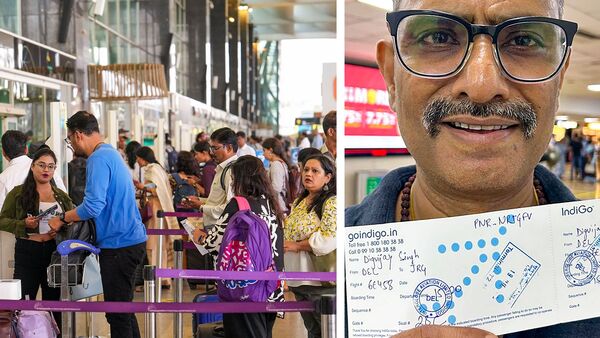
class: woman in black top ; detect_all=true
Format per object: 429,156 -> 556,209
194,155 -> 284,338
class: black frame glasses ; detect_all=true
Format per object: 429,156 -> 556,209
209,145 -> 224,153
34,162 -> 57,171
386,10 -> 578,83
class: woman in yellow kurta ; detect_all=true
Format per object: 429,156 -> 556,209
284,154 -> 336,338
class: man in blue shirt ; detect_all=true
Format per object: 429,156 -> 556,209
49,111 -> 147,338
346,0 -> 599,337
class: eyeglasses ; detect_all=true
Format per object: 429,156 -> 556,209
34,163 -> 57,171
209,145 -> 224,153
64,134 -> 72,145
386,10 -> 578,83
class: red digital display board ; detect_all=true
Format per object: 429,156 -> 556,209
345,64 -> 408,155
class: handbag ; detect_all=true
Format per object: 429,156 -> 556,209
139,189 -> 153,222
0,311 -> 17,338
309,250 -> 336,287
16,310 -> 59,338
308,202 -> 336,287
69,253 -> 103,300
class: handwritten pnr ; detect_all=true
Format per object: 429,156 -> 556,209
346,199 -> 600,337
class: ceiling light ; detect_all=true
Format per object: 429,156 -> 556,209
357,0 -> 393,11
587,84 -> 600,92
555,115 -> 569,121
584,117 -> 599,123
557,120 -> 578,129
588,122 -> 600,131
239,4 -> 249,11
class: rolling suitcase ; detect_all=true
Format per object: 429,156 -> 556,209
192,293 -> 223,337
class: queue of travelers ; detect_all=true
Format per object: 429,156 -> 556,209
0,109 -> 337,338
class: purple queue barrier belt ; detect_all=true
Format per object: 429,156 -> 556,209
155,268 -> 336,282
159,211 -> 203,218
0,300 -> 315,313
146,229 -> 187,236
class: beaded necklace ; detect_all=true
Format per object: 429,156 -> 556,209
398,174 -> 547,222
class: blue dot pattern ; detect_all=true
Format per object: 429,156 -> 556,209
478,239 -> 486,248
465,241 -> 473,250
493,252 -> 500,260
451,243 -> 460,252
479,254 -> 488,263
494,266 -> 502,275
447,301 -> 455,309
448,315 -> 457,325
419,304 -> 427,313
491,237 -> 499,246
471,265 -> 479,274
496,295 -> 505,303
495,280 -> 503,289
499,226 -> 507,235
455,289 -> 463,298
438,245 -> 447,254
463,277 -> 471,286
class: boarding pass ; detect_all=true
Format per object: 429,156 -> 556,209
345,199 -> 600,337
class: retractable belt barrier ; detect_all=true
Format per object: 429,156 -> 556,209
149,210 -> 202,302
145,228 -> 187,236
143,212 -> 338,338
157,210 -> 203,218
0,299 -> 315,313
155,268 -> 336,281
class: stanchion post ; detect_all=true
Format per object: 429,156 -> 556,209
144,265 -> 157,338
60,254 -> 75,338
156,210 -> 164,302
173,239 -> 184,338
321,294 -> 336,338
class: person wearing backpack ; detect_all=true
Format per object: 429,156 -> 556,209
0,148 -> 74,332
284,154 -> 336,338
262,137 -> 292,213
164,138 -> 178,173
193,155 -> 285,338
169,151 -> 201,208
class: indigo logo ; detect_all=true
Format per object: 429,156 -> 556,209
561,205 -> 594,216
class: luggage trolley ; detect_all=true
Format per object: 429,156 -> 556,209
48,240 -> 101,338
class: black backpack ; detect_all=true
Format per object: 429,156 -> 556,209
171,173 -> 197,207
166,146 -> 178,173
68,158 -> 87,206
47,219 -> 96,286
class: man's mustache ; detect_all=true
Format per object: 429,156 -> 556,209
422,97 -> 537,139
